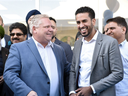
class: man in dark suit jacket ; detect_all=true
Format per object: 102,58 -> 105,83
4,14 -> 70,96
49,17 -> 73,63
49,17 -> 72,96
69,6 -> 123,96
0,25 -> 13,96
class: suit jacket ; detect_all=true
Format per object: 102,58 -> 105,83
3,38 -> 70,96
0,47 -> 13,96
54,38 -> 73,96
54,38 -> 73,63
1,47 -> 9,67
0,47 -> 8,94
4,34 -> 11,49
69,32 -> 123,96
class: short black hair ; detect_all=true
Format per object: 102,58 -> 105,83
75,6 -> 95,19
107,16 -> 128,34
9,22 -> 27,35
49,17 -> 56,23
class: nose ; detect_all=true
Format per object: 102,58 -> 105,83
79,22 -> 84,28
13,34 -> 18,37
49,26 -> 54,32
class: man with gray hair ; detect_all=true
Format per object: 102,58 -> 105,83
3,14 -> 70,96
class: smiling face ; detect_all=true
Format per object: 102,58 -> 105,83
76,13 -> 96,41
50,20 -> 57,37
10,28 -> 27,44
105,22 -> 126,44
33,18 -> 53,47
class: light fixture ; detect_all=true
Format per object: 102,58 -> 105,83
68,21 -> 76,24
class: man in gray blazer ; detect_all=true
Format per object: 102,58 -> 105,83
69,6 -> 123,96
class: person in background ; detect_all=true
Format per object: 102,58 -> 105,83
49,17 -> 73,96
49,17 -> 73,63
0,16 -> 11,49
3,14 -> 70,96
75,31 -> 81,41
9,22 -> 27,44
104,16 -> 128,96
26,9 -> 41,39
69,6 -> 123,96
0,25 -> 13,96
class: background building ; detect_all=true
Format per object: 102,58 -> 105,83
0,0 -> 128,46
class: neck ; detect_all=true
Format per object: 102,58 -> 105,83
84,29 -> 96,42
118,38 -> 125,44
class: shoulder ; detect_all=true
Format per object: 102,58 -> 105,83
53,43 -> 64,50
55,38 -> 71,49
11,40 -> 28,49
99,33 -> 118,43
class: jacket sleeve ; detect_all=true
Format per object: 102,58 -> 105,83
3,44 -> 32,96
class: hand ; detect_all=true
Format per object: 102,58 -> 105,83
70,93 -> 77,96
27,91 -> 38,96
0,75 -> 4,84
75,86 -> 92,96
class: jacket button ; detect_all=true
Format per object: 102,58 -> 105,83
47,93 -> 49,96
47,82 -> 50,84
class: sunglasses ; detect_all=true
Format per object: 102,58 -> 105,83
10,33 -> 24,36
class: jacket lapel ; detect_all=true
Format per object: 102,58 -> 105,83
27,38 -> 47,75
91,32 -> 103,73
75,39 -> 83,77
51,44 -> 61,80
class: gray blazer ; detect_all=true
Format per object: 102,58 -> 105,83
69,32 -> 123,96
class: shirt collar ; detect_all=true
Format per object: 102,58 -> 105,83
82,30 -> 99,43
32,36 -> 53,48
119,39 -> 127,47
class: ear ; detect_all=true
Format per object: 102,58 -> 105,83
122,26 -> 126,35
24,35 -> 27,40
92,18 -> 96,26
32,26 -> 37,34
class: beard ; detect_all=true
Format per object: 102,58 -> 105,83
52,35 -> 55,40
80,23 -> 93,37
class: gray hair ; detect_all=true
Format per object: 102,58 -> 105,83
29,14 -> 49,34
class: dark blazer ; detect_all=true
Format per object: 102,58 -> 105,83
1,47 -> 9,66
0,47 -> 9,94
3,38 -> 70,96
54,38 -> 73,63
54,38 -> 73,96
0,47 -> 13,96
69,32 -> 123,96
4,34 -> 11,49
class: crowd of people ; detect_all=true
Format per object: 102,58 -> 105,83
0,6 -> 127,96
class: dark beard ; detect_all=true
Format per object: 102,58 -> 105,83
81,23 -> 93,37
52,36 -> 55,40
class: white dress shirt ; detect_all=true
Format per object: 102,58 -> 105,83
78,31 -> 98,89
69,31 -> 99,95
1,37 -> 6,47
115,40 -> 128,96
32,37 -> 59,96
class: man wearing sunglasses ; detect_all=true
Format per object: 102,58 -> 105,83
9,22 -> 27,44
